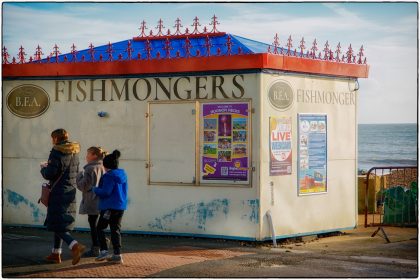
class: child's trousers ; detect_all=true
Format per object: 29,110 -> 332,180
97,209 -> 124,255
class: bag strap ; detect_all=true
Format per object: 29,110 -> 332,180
50,154 -> 74,190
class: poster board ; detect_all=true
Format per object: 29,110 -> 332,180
269,116 -> 292,176
200,102 -> 250,185
297,114 -> 328,195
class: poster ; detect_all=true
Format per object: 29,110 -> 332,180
298,114 -> 327,194
269,117 -> 292,176
202,103 -> 249,181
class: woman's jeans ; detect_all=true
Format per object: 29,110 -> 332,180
97,209 -> 124,255
54,231 -> 75,249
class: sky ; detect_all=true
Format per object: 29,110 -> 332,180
2,2 -> 418,124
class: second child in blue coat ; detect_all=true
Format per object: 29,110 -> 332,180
92,150 -> 128,264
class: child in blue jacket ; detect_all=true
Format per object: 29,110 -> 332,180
92,150 -> 128,264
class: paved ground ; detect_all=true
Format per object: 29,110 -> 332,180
2,225 -> 418,278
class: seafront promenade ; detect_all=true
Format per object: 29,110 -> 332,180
3,216 -> 417,278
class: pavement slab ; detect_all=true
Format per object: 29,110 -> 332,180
22,247 -> 250,277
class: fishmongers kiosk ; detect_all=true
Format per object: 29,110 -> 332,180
3,16 -> 369,241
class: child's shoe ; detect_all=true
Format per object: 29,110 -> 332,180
45,252 -> 61,264
71,243 -> 86,265
83,246 -> 100,257
95,250 -> 109,261
107,254 -> 123,264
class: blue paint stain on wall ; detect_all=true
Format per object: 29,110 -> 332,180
241,199 -> 260,224
148,199 -> 230,231
4,189 -> 45,222
247,199 -> 260,224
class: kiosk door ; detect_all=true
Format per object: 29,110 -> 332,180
148,102 -> 197,185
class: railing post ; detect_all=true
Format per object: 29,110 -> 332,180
364,170 -> 371,228
365,168 -> 374,227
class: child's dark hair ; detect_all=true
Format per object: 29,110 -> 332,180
87,146 -> 107,160
103,150 -> 121,169
51,129 -> 68,143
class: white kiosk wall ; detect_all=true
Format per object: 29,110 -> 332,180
259,73 -> 358,240
3,73 -> 262,240
3,71 -> 358,240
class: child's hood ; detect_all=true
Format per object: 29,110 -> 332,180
108,169 -> 127,184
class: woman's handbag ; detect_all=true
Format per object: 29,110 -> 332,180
38,155 -> 73,207
38,174 -> 64,207
39,183 -> 51,207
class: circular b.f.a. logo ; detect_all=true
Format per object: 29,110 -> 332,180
268,80 -> 294,110
7,85 -> 50,118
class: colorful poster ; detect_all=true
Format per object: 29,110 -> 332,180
269,117 -> 292,176
298,114 -> 327,194
202,103 -> 249,181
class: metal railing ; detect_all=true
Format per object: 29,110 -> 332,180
364,166 -> 418,228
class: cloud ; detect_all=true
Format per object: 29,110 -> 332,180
3,5 -> 136,55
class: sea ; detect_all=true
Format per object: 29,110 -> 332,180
358,123 -> 418,172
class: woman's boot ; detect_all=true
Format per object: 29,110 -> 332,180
70,242 -> 86,265
46,248 -> 62,264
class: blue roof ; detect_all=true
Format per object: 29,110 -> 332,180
41,34 -> 277,63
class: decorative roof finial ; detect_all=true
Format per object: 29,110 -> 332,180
273,33 -> 280,55
3,46 -> 10,64
335,42 -> 341,62
286,35 -> 293,56
173,18 -> 183,35
70,44 -> 78,62
18,45 -> 27,64
106,42 -> 114,61
310,39 -> 318,59
191,16 -> 201,34
34,45 -> 43,62
145,39 -> 152,60
88,43 -> 95,62
204,35 -> 212,56
139,20 -> 148,37
155,18 -> 165,36
357,45 -> 364,64
225,35 -> 233,55
126,41 -> 133,60
323,41 -> 329,60
209,14 -> 220,33
299,37 -> 305,57
52,44 -> 60,63
183,37 -> 192,58
346,44 -> 353,63
163,38 -> 173,58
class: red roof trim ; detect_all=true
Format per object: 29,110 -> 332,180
2,54 -> 369,78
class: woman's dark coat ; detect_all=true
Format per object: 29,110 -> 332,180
41,141 -> 80,232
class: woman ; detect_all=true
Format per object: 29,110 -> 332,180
40,128 -> 85,265
93,150 -> 128,264
76,146 -> 106,257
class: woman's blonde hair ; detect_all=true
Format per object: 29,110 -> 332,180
87,146 -> 107,160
